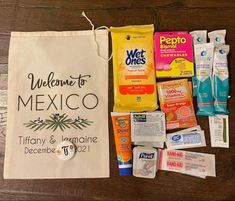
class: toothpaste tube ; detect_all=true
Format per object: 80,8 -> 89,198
111,112 -> 132,176
131,111 -> 166,142
133,146 -> 157,179
194,43 -> 215,116
208,30 -> 226,47
159,149 -> 216,178
213,45 -> 230,114
190,30 -> 207,45
190,30 -> 207,97
133,141 -> 164,148
166,130 -> 206,150
209,115 -> 229,148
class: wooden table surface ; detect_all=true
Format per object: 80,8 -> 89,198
0,1 -> 235,200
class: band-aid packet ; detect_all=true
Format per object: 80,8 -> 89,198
154,32 -> 194,77
159,149 -> 216,178
133,146 -> 158,179
166,130 -> 206,150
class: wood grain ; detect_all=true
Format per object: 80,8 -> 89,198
0,1 -> 235,201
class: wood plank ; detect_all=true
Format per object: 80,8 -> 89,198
1,0 -> 235,9
0,1 -> 235,201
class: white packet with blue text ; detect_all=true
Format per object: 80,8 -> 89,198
166,130 -> 206,150
208,30 -> 226,47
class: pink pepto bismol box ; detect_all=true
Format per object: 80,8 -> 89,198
154,32 -> 194,77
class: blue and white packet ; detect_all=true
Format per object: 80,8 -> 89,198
213,45 -> 230,114
194,43 -> 215,116
166,130 -> 206,150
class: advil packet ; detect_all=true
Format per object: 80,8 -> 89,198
157,79 -> 197,129
110,25 -> 158,112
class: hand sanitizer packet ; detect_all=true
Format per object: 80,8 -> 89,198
133,146 -> 157,179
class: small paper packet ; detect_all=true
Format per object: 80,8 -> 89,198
190,30 -> 207,45
209,115 -> 229,148
133,146 -> 158,179
131,111 -> 166,142
133,141 -> 164,149
208,30 -> 226,47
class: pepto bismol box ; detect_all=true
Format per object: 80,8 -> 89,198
154,32 -> 194,77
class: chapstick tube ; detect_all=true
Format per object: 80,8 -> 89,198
111,112 -> 132,176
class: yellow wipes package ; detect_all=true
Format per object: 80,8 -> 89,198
111,25 -> 158,112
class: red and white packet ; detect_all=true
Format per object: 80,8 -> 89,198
158,149 -> 216,178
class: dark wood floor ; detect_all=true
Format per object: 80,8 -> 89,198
0,1 -> 235,201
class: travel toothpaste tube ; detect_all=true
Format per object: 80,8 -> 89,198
131,111 -> 166,143
190,30 -> 207,97
133,146 -> 157,179
194,43 -> 215,116
159,149 -> 216,178
208,30 -> 226,47
190,30 -> 207,45
110,25 -> 158,112
209,115 -> 229,148
166,130 -> 206,150
213,45 -> 230,114
111,112 -> 132,176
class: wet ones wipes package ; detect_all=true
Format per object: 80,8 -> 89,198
154,32 -> 194,77
111,25 -> 158,112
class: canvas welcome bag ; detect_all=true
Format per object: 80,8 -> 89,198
4,29 -> 109,179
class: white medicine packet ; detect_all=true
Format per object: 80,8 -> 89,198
166,130 -> 206,150
209,115 -> 229,148
190,30 -> 207,44
208,30 -> 226,47
131,111 -> 166,142
159,149 -> 216,178
133,141 -> 164,148
175,125 -> 201,133
133,146 -> 157,179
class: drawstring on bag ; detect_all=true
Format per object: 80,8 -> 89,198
81,11 -> 112,61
